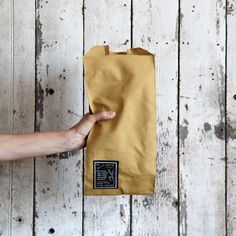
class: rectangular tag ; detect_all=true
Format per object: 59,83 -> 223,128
93,160 -> 119,189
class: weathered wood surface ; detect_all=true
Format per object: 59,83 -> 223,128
0,1 -> 12,235
132,0 -> 179,235
0,0 -> 35,236
227,0 -> 236,235
0,0 -> 13,234
0,0 -> 235,235
179,0 -> 226,235
83,1 -> 131,235
35,0 -> 83,235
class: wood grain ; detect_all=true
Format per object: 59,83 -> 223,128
83,1 -> 131,235
34,0 -> 84,235
0,1 -> 12,234
11,0 -> 35,235
179,0 -> 226,234
0,0 -> 35,235
0,0 -> 233,235
132,0 -> 179,235
227,0 -> 236,235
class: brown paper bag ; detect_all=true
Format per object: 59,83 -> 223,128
83,45 -> 157,195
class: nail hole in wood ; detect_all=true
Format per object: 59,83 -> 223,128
48,88 -> 54,95
48,228 -> 55,234
15,216 -> 24,224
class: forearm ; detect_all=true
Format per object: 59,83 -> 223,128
0,130 -> 81,161
0,110 -> 116,162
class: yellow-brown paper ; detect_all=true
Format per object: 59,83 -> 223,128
83,45 -> 157,195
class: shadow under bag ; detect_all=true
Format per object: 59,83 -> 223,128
83,45 -> 157,195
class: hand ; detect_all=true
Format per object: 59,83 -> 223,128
0,111 -> 116,161
67,111 -> 116,150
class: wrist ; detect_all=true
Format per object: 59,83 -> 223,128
64,128 -> 85,151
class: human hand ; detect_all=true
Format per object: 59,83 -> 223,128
67,111 -> 116,150
0,111 -> 115,161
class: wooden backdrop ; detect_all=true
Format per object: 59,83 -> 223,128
0,0 -> 235,235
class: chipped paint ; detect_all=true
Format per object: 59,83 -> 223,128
215,122 -> 236,140
45,88 -> 54,96
216,17 -> 220,35
183,119 -> 189,125
180,13 -> 184,26
35,81 -> 44,131
199,85 -> 202,92
123,39 -> 129,45
46,151 -> 78,160
76,160 -> 81,169
217,65 -> 225,122
175,16 -> 178,40
142,196 -> 154,209
119,204 -> 126,223
160,188 -> 171,199
179,120 -> 189,147
72,211 -> 77,216
214,122 -> 225,139
204,122 -> 211,132
228,124 -> 236,139
175,13 -> 184,40
185,104 -> 188,110
172,198 -> 178,210
46,64 -> 49,76
36,0 -> 43,61
227,2 -> 235,15
158,167 -> 167,175
35,0 -> 44,132
180,193 -> 188,236
67,109 -> 81,117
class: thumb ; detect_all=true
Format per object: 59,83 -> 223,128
74,111 -> 116,138
68,110 -> 117,148
90,111 -> 116,122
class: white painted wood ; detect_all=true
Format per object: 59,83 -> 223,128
11,0 -> 35,235
35,0 -> 84,235
0,0 -> 232,235
179,0 -> 226,235
0,0 -> 12,235
132,0 -> 179,234
83,0 -> 131,235
0,0 -> 35,235
227,1 -> 236,235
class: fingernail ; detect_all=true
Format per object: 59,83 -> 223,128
108,111 -> 116,116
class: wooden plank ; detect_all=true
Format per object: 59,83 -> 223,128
11,0 -> 35,235
83,1 -> 131,235
132,0 -> 179,235
35,0 -> 84,235
227,1 -> 236,235
0,0 -> 35,235
0,0 -> 12,235
179,0 -> 226,235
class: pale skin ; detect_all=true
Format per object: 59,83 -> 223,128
0,111 -> 116,161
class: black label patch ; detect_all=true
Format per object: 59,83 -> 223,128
93,160 -> 119,189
